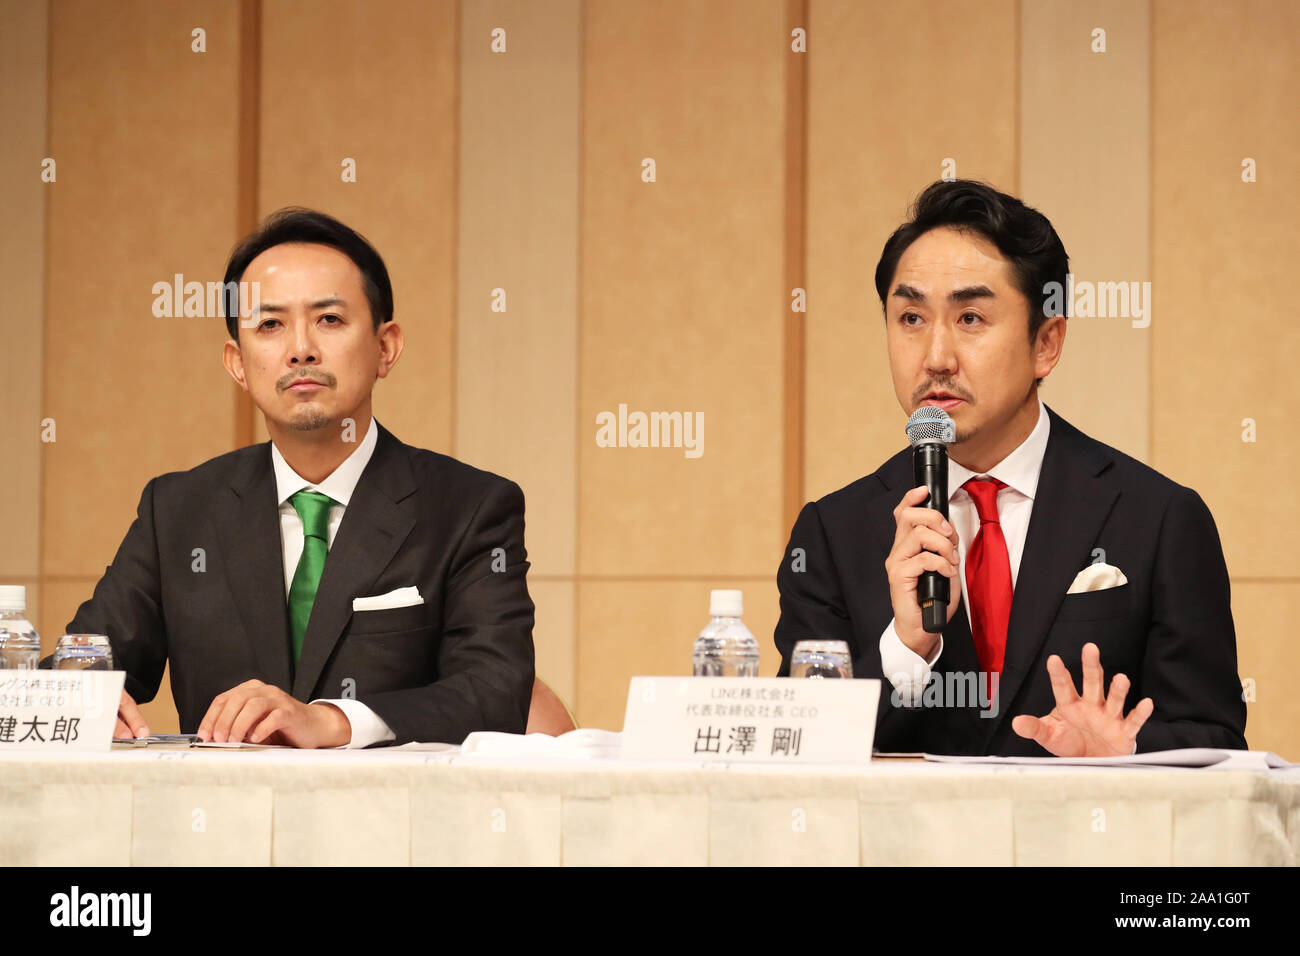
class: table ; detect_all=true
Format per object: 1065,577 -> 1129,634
1,749 -> 1297,865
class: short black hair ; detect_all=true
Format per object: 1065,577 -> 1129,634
874,180 -> 1069,345
221,207 -> 394,340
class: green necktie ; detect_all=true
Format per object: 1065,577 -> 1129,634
287,490 -> 336,668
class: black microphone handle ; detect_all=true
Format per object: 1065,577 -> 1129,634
912,442 -> 949,633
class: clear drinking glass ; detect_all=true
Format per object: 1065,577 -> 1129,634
790,639 -> 853,679
51,634 -> 114,670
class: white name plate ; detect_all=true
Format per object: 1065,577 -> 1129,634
621,676 -> 880,764
0,670 -> 125,752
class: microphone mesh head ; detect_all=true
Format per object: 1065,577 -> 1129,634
906,406 -> 955,446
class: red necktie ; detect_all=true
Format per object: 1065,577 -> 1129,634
963,477 -> 1012,677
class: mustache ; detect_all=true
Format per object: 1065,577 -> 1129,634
276,370 -> 337,391
914,380 -> 973,404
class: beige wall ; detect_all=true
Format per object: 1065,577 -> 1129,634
578,0 -> 788,727
0,0 -> 48,637
256,0 -> 458,455
806,0 -> 1019,501
10,0 -> 1296,754
457,0 -> 581,708
1020,0 -> 1151,462
1150,0 -> 1300,750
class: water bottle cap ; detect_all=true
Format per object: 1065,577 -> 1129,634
0,585 -> 27,611
709,589 -> 743,617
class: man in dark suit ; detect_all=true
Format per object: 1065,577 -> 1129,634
62,208 -> 535,748
775,180 -> 1246,757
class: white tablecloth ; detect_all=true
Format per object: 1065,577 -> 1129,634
2,749 -> 1296,865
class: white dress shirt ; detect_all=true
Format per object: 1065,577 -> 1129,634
880,397 -> 1049,701
270,416 -> 397,749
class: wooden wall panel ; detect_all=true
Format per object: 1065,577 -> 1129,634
530,580 -> 576,710
1020,0 -> 1150,461
803,0 -> 1018,503
1152,0 -> 1300,757
1151,0 -> 1300,578
457,0 -> 579,578
1,0 -> 47,693
457,0 -> 581,699
1233,583 -> 1300,752
257,0 -> 458,455
578,580 -> 782,733
578,0 -> 787,579
0,0 -> 47,586
42,0 -> 240,579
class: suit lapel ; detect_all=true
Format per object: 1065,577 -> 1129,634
978,406 -> 1118,747
291,423 -> 418,700
214,444 -> 293,690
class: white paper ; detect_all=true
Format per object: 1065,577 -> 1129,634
923,748 -> 1295,770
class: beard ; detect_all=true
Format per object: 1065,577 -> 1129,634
286,404 -> 331,431
953,424 -> 977,445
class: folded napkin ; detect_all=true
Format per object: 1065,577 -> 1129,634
460,729 -> 621,758
1066,562 -> 1128,594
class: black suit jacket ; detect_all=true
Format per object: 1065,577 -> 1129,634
60,421 -> 535,746
775,405 -> 1247,756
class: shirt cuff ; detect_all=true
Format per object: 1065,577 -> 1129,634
310,698 -> 398,749
879,618 -> 943,705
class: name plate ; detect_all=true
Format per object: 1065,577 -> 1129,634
0,670 -> 125,752
621,676 -> 879,764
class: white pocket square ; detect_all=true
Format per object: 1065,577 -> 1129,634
352,587 -> 423,612
1066,563 -> 1128,594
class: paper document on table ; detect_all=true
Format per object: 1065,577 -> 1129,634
112,734 -> 285,750
924,748 -> 1296,770
873,751 -> 926,759
193,740 -> 284,749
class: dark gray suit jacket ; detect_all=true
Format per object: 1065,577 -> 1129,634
775,405 -> 1247,756
60,421 -> 535,745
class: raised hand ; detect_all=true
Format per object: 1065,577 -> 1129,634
1011,642 -> 1153,757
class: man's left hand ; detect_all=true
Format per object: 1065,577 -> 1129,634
197,679 -> 351,748
1011,642 -> 1153,757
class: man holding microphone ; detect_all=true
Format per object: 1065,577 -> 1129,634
774,180 -> 1246,757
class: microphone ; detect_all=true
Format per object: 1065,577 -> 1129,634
905,406 -> 956,633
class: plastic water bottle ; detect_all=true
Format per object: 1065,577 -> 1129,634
0,585 -> 41,669
692,589 -> 759,677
